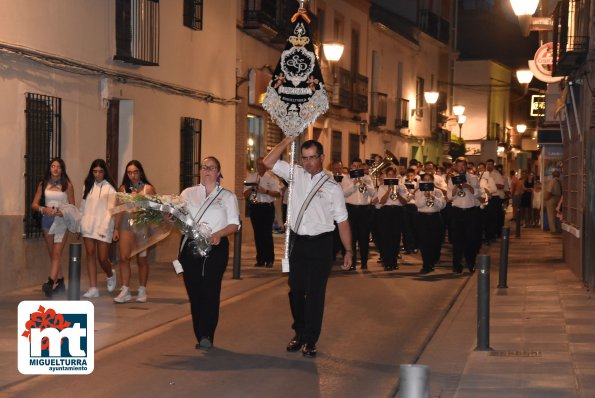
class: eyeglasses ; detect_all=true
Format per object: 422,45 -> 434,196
93,169 -> 105,173
301,154 -> 321,162
200,165 -> 218,172
127,170 -> 140,175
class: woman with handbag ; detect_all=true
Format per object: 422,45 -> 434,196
31,157 -> 76,297
177,156 -> 240,350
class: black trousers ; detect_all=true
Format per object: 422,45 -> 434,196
485,197 -> 503,241
346,204 -> 372,266
450,206 -> 482,271
441,202 -> 453,244
179,237 -> 229,344
403,204 -> 419,251
288,232 -> 333,345
378,206 -> 403,268
332,222 -> 345,260
415,212 -> 444,269
249,202 -> 275,263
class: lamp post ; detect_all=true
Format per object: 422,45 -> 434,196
322,42 -> 344,103
457,114 -> 467,138
510,0 -> 552,37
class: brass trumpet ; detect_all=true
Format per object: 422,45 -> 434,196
389,185 -> 399,201
425,191 -> 435,207
358,178 -> 367,193
456,184 -> 466,197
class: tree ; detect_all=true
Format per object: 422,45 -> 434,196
449,135 -> 467,160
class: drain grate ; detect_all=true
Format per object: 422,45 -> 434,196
489,350 -> 542,357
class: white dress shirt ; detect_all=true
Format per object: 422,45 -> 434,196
415,189 -> 446,213
342,174 -> 376,205
447,173 -> 481,208
377,183 -> 404,206
180,185 -> 240,234
402,179 -> 418,205
244,171 -> 281,203
272,160 -> 348,236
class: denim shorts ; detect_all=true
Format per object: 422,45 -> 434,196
41,215 -> 55,230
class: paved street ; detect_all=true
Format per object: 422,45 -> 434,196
1,235 -> 469,397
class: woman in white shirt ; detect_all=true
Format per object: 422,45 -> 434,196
80,159 -> 118,298
31,157 -> 75,297
178,156 -> 240,350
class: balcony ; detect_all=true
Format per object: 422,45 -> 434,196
419,9 -> 450,45
330,67 -> 353,109
370,92 -> 387,128
352,74 -> 369,113
552,0 -> 588,77
395,98 -> 410,129
243,0 -> 294,42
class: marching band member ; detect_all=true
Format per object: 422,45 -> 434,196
377,168 -> 404,271
401,168 -> 419,255
414,173 -> 446,274
178,156 -> 240,350
447,157 -> 482,274
264,137 -> 352,358
243,157 -> 281,268
342,158 -> 375,270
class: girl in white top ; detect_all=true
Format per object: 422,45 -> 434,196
31,157 -> 75,297
113,160 -> 157,304
178,156 -> 240,350
80,159 -> 118,298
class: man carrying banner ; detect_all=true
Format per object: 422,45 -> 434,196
264,136 -> 352,358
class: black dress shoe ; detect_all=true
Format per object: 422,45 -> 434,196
361,264 -> 368,270
348,265 -> 356,271
468,265 -> 476,273
254,262 -> 265,267
301,343 -> 317,358
286,336 -> 302,352
198,336 -> 212,350
264,262 -> 274,268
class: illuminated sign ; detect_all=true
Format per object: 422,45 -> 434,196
530,95 -> 545,117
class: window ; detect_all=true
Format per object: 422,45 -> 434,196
180,117 -> 202,191
396,98 -> 410,128
247,115 -> 264,172
115,0 -> 160,66
416,77 -> 424,118
184,0 -> 203,30
348,133 -> 359,163
24,93 -> 62,239
331,130 -> 342,164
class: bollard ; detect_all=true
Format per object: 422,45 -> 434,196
515,208 -> 521,238
399,364 -> 429,398
232,224 -> 242,280
68,243 -> 82,300
497,227 -> 509,288
476,254 -> 490,351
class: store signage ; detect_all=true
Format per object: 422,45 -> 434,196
530,95 -> 545,117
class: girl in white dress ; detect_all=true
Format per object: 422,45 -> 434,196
31,157 -> 75,297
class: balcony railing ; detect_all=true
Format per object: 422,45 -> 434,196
370,92 -> 387,127
243,0 -> 294,42
114,0 -> 160,66
552,0 -> 588,76
352,73 -> 369,113
419,9 -> 450,44
395,98 -> 410,129
330,67 -> 353,109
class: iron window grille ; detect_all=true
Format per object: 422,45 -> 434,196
184,0 -> 203,30
370,92 -> 388,127
114,0 -> 160,66
180,117 -> 202,191
24,93 -> 62,239
395,98 -> 410,129
415,77 -> 424,118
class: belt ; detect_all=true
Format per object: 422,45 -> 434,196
290,231 -> 333,241
453,206 -> 477,211
251,202 -> 274,206
418,212 -> 440,216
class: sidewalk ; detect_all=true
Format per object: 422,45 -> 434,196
0,234 -> 287,391
417,225 -> 595,397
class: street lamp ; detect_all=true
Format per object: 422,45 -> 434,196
516,124 -> 527,134
457,114 -> 467,138
423,91 -> 439,105
516,69 -> 534,84
510,0 -> 552,37
452,104 -> 466,117
322,42 -> 344,102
